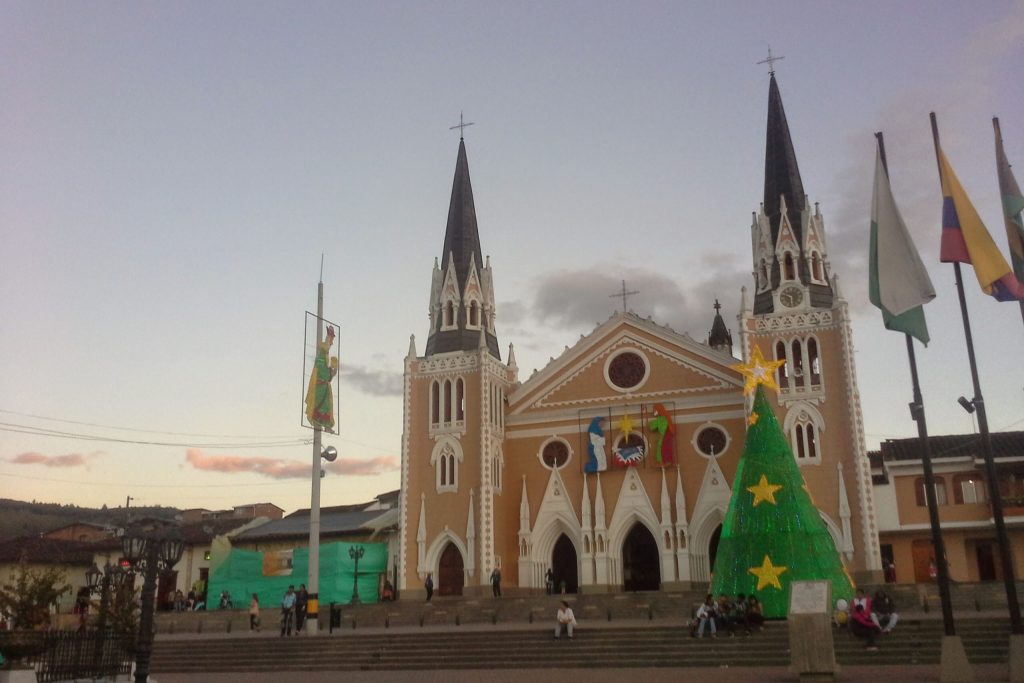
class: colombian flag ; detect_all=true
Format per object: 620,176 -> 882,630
938,146 -> 1024,301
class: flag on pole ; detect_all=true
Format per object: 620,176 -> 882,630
869,142 -> 935,343
994,119 -> 1024,294
938,145 -> 1024,301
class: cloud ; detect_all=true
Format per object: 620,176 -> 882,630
340,365 -> 403,397
9,451 -> 99,468
531,265 -> 749,338
185,449 -> 398,479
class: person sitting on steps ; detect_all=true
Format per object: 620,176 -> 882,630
555,600 -> 576,640
693,594 -> 717,638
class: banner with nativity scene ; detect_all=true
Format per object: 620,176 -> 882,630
577,403 -> 678,472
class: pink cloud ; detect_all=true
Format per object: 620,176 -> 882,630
10,452 -> 98,468
185,449 -> 398,479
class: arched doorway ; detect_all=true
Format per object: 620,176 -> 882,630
622,523 -> 660,591
438,542 -> 464,596
708,524 -> 723,576
551,534 -> 579,594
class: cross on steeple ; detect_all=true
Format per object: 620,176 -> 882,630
714,299 -> 722,312
449,111 -> 475,139
610,280 -> 639,313
757,47 -> 785,75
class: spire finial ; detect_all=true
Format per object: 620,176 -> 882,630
713,299 -> 722,313
609,280 -> 640,313
449,111 -> 475,140
757,47 -> 785,75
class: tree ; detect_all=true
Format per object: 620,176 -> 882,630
711,350 -> 855,619
0,555 -> 71,629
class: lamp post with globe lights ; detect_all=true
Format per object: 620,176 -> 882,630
348,545 -> 364,605
84,561 -> 128,676
121,527 -> 184,683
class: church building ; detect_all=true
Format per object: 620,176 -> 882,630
398,74 -> 881,597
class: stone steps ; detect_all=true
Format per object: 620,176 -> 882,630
150,619 -> 1014,673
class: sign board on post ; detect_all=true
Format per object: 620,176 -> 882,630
788,580 -> 838,681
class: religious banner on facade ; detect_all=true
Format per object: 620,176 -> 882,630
610,405 -> 646,468
302,312 -> 341,432
646,402 -> 676,467
579,408 -> 612,473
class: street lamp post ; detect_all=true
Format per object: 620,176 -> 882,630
349,546 -> 364,605
122,528 -> 184,683
85,562 -> 125,677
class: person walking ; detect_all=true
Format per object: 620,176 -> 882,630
295,584 -> 309,633
490,567 -> 502,597
249,593 -> 261,632
280,585 -> 296,637
424,573 -> 434,602
545,568 -> 555,596
554,600 -> 576,640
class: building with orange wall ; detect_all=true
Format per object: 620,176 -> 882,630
398,74 -> 881,597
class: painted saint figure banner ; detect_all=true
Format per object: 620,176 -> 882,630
302,312 -> 341,432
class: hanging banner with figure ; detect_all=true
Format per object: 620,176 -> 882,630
302,312 -> 340,432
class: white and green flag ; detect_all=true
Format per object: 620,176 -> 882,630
868,140 -> 935,344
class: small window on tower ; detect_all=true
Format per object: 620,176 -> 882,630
808,338 -> 821,386
775,341 -> 789,389
444,301 -> 455,328
783,252 -> 796,281
811,252 -> 823,282
469,301 -> 479,327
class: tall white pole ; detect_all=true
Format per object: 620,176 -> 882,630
307,280 -> 324,635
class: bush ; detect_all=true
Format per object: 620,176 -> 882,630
0,556 -> 70,630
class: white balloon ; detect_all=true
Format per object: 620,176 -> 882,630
836,599 -> 848,611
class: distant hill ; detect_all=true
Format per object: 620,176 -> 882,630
0,498 -> 180,542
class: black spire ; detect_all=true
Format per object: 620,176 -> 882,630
425,138 -> 500,358
440,138 -> 483,295
763,74 -> 806,247
707,299 -> 733,355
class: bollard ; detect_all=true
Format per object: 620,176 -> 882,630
352,618 -> 357,630
419,615 -> 425,627
528,612 -> 533,624
648,608 -> 653,621
168,621 -> 175,635
385,614 -> 390,629
492,613 -> 497,625
607,608 -> 612,622
197,620 -> 204,634
455,614 -> 460,626
226,619 -> 232,633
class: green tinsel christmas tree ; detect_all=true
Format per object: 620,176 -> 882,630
710,348 -> 855,619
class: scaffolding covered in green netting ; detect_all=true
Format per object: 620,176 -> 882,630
208,541 -> 388,607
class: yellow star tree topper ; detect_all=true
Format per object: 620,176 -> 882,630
731,345 -> 786,395
746,474 -> 783,507
748,555 -> 788,591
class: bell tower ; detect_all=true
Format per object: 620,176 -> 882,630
740,73 -> 882,579
399,135 -> 517,597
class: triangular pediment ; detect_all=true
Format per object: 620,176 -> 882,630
508,313 -> 742,414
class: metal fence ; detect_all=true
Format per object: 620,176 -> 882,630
13,630 -> 135,682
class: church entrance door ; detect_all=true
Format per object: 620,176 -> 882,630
622,523 -> 660,591
551,534 -> 578,594
438,542 -> 464,596
708,524 -> 723,574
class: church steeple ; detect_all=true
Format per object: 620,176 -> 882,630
751,73 -> 833,315
707,299 -> 733,355
763,73 -> 806,248
426,138 -> 500,358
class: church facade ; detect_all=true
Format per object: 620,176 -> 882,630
398,74 -> 881,598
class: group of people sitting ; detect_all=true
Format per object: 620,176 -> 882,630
841,588 -> 899,650
691,593 -> 765,637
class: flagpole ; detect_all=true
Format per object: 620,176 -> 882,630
876,131 -> 956,637
993,117 -> 1024,328
930,113 -> 1022,635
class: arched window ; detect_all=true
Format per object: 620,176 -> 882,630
447,454 -> 455,487
444,301 -> 455,328
456,378 -> 465,421
431,380 -> 440,425
783,252 -> 796,281
811,252 -> 823,282
915,477 -> 947,507
775,341 -> 789,389
443,379 -> 452,423
808,337 -> 821,386
434,443 -> 459,492
806,423 -> 817,459
791,339 -> 805,388
794,424 -> 806,459
469,301 -> 479,327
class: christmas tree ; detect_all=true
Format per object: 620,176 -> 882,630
710,347 -> 855,618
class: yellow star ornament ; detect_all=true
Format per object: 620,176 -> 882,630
746,474 -> 783,507
748,555 -> 788,591
747,412 -> 760,426
731,345 -> 786,395
619,414 -> 636,440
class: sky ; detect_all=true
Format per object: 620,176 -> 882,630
2,1 -> 1023,515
